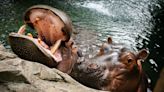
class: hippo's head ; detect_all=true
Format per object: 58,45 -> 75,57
71,37 -> 149,92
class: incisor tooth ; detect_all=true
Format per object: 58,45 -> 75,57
50,39 -> 62,54
18,25 -> 26,34
35,17 -> 40,21
27,33 -> 33,38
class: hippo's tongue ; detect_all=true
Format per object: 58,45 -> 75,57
37,39 -> 62,62
39,42 -> 62,62
49,39 -> 63,62
53,50 -> 62,62
43,48 -> 62,62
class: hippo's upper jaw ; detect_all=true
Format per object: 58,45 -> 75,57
71,37 -> 149,92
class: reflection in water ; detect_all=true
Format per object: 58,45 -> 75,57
0,0 -> 163,90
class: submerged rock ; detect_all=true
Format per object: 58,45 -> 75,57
0,44 -> 107,92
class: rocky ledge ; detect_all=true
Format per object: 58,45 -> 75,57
0,44 -> 107,92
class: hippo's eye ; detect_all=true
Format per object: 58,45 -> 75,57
127,58 -> 133,63
104,48 -> 108,51
104,47 -> 109,53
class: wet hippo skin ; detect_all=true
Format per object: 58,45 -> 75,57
70,37 -> 149,92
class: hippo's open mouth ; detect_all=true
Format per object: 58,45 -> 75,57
8,32 -> 63,67
28,34 -> 64,62
17,25 -> 64,63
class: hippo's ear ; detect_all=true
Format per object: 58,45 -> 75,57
137,49 -> 149,60
107,37 -> 112,44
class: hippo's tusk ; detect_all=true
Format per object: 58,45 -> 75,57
18,25 -> 26,34
37,38 -> 42,44
37,38 -> 49,49
35,17 -> 40,21
27,33 -> 33,38
50,39 -> 62,54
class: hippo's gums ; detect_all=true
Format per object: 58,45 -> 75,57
70,37 -> 149,92
9,5 -> 81,74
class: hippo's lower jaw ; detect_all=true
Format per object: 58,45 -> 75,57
17,25 -> 64,62
9,32 -> 63,62
8,33 -> 79,74
8,33 -> 57,67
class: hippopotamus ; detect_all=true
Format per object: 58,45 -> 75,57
9,5 -> 80,74
70,37 -> 149,92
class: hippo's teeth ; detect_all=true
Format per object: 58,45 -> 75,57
27,33 -> 33,38
18,25 -> 26,34
37,38 -> 42,44
50,39 -> 62,54
35,17 -> 40,21
53,50 -> 62,62
41,46 -> 62,62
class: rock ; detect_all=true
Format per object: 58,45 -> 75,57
0,44 -> 107,92
0,44 -> 17,60
0,44 -> 6,51
0,51 -> 17,60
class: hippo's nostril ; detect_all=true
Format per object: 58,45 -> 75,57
77,57 -> 85,64
128,59 -> 133,63
88,63 -> 98,69
77,50 -> 83,57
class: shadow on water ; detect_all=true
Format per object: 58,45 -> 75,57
0,0 -> 164,91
